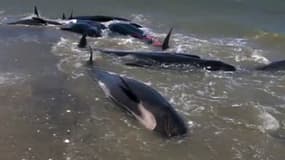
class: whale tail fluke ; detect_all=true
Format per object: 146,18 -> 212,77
78,34 -> 87,48
162,27 -> 173,51
34,5 -> 39,17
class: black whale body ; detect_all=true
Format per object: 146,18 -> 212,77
87,49 -> 188,138
108,22 -> 145,37
94,48 -> 236,71
96,49 -> 201,59
60,20 -> 152,44
7,17 -> 45,26
70,15 -> 130,22
61,20 -> 106,37
7,6 -> 63,26
7,6 -> 165,48
256,60 -> 285,71
107,22 -> 164,47
7,16 -> 63,26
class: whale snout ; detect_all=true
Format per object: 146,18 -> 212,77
153,108 -> 188,138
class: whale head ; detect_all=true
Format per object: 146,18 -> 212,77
137,101 -> 188,138
135,102 -> 188,138
152,105 -> 188,137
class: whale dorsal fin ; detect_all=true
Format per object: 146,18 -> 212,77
119,77 -> 140,104
87,46 -> 94,66
78,33 -> 87,48
162,28 -> 173,50
69,10 -> 73,19
62,13 -> 66,20
34,5 -> 39,17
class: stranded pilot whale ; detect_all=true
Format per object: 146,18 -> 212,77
7,6 -> 63,26
79,30 -> 236,71
86,47 -> 188,138
7,6 -> 167,48
67,11 -> 165,48
94,48 -> 236,71
69,20 -> 165,48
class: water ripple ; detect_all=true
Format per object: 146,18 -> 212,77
0,72 -> 28,87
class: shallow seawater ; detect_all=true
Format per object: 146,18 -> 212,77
0,1 -> 285,160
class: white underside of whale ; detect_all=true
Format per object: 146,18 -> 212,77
97,80 -> 157,130
136,103 -> 157,130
